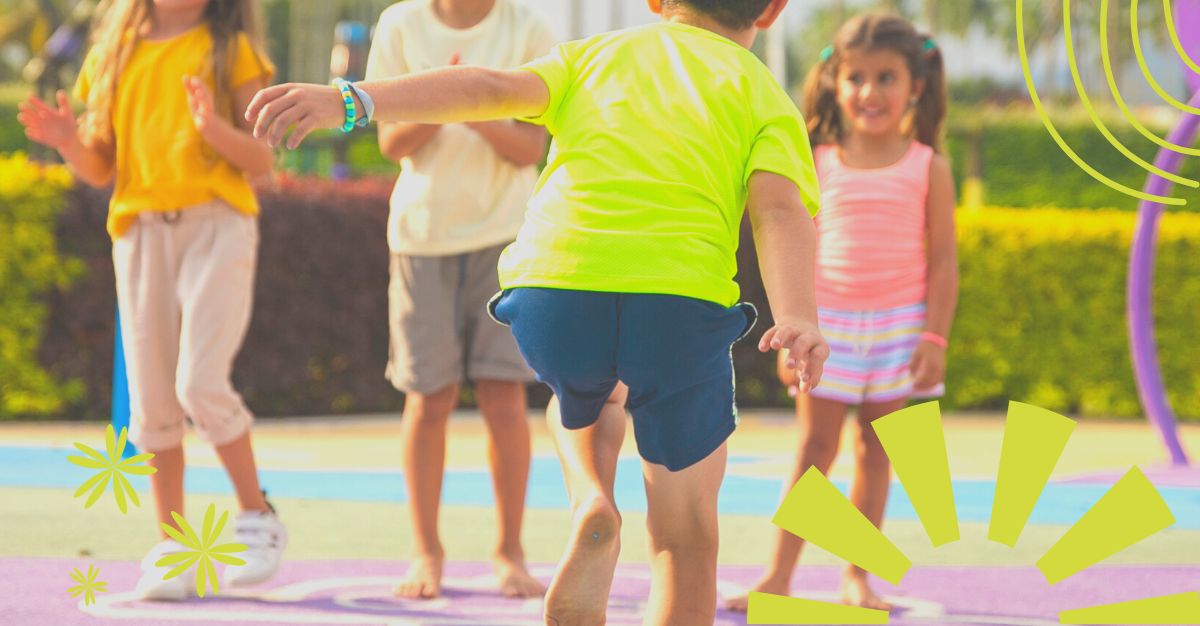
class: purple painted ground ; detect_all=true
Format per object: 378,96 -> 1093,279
1061,465 -> 1200,489
5,558 -> 1197,625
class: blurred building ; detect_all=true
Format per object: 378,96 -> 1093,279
277,0 -> 1193,104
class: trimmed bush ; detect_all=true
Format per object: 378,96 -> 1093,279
945,108 -> 1200,211
948,207 -> 1200,418
0,153 -> 84,416
22,172 -> 1200,420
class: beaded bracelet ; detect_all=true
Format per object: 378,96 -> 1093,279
919,331 -> 948,349
332,78 -> 357,133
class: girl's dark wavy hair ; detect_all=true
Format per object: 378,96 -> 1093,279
802,12 -> 948,151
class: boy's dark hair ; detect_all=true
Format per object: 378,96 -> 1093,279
664,0 -> 773,30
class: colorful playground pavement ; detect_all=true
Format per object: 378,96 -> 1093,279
2,411 -> 1198,625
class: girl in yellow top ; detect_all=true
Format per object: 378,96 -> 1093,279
19,0 -> 283,600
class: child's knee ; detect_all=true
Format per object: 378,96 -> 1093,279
855,437 -> 890,471
649,519 -> 719,556
800,432 -> 839,464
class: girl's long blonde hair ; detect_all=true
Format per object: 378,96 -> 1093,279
82,0 -> 269,143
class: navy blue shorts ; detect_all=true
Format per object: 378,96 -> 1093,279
489,287 -> 757,471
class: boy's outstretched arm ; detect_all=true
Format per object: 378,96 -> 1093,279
245,67 -> 550,150
746,171 -> 829,393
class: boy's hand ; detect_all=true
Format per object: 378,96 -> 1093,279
759,319 -> 828,394
17,91 -> 77,150
910,340 -> 946,390
245,83 -> 346,150
183,76 -> 216,135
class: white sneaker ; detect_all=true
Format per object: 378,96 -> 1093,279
135,539 -> 193,601
225,508 -> 287,587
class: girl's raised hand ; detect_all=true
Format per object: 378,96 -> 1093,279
759,319 -> 829,395
17,91 -> 77,150
183,76 -> 216,134
244,83 -> 345,150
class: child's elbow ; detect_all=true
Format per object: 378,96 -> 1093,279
750,199 -> 812,227
78,167 -> 114,189
247,161 -> 274,180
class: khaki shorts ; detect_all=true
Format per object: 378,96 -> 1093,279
112,201 -> 257,452
386,243 -> 534,394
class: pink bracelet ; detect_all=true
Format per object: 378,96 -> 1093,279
920,331 -> 948,348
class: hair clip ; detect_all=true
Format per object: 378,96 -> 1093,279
819,45 -> 834,62
923,38 -> 937,52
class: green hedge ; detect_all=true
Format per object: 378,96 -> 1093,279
0,154 -> 84,416
946,108 -> 1200,211
6,169 -> 1199,420
948,207 -> 1200,417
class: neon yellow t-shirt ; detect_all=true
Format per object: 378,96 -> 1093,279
75,27 -> 274,238
499,21 -> 820,307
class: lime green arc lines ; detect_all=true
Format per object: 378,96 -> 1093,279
1164,0 -> 1200,76
1101,0 -> 1200,157
1017,0 -> 1186,206
1061,591 -> 1200,624
747,592 -> 888,624
1037,467 -> 1175,585
989,402 -> 1076,547
1063,0 -> 1197,188
872,402 -> 959,547
773,468 -> 911,585
1132,0 -> 1200,115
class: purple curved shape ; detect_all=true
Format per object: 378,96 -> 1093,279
1180,0 -> 1200,91
1128,88 -> 1200,467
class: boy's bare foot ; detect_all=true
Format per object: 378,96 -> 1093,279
724,572 -> 790,612
494,551 -> 546,598
544,496 -> 621,626
394,553 -> 443,599
840,571 -> 892,611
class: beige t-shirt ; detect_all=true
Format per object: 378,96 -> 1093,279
365,0 -> 557,256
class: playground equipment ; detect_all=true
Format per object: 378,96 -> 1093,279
1127,0 -> 1199,466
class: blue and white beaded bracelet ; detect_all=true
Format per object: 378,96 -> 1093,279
331,78 -> 357,133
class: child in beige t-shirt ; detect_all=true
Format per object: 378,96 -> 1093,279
364,0 -> 557,601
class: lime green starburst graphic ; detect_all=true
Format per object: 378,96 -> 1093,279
156,505 -> 247,598
747,401 -> 1200,625
67,565 -> 107,606
68,425 -> 157,513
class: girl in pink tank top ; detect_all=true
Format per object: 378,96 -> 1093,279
728,13 -> 959,614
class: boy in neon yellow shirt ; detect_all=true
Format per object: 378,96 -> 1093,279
249,1 -> 829,622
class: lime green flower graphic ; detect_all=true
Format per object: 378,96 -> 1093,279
67,565 -> 107,606
68,425 -> 157,513
156,505 -> 248,598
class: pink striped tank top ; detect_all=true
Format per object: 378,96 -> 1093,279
812,141 -> 934,311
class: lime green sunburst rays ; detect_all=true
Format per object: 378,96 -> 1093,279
748,401 -> 959,624
1017,0 -> 1187,206
67,424 -> 157,513
987,403 -> 1193,624
748,401 -> 1195,624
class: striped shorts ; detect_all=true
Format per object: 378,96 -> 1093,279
810,303 -> 945,405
